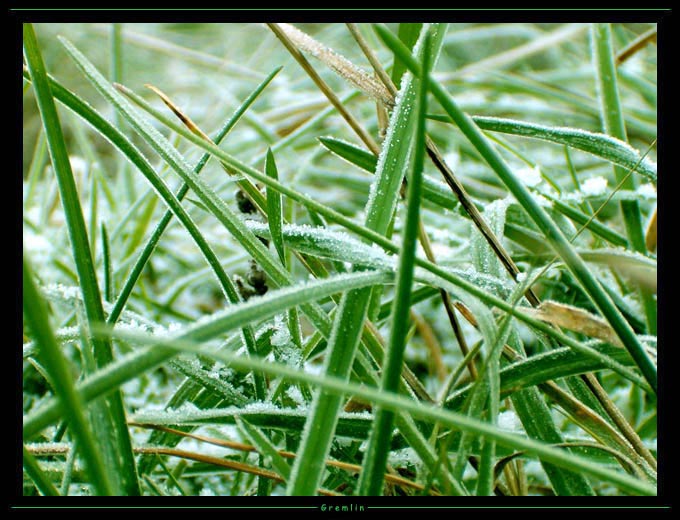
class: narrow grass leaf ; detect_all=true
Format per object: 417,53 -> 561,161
23,25 -> 139,495
23,256 -> 112,495
237,418 -> 292,480
592,23 -> 656,335
23,270 -> 393,438
265,148 -> 286,266
23,444 -> 60,496
318,135 -> 459,210
56,35 -> 647,393
357,33 -> 431,496
99,328 -> 656,496
464,116 -> 656,183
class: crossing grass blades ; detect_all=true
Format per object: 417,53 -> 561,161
22,22 -> 658,497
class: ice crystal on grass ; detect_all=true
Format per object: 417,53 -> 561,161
516,165 -> 543,187
581,176 -> 608,196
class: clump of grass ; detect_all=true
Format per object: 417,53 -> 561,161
23,22 -> 657,497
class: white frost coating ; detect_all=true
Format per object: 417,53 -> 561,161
244,220 -> 394,269
387,447 -> 421,469
364,21 -> 430,227
497,410 -> 525,433
276,24 -> 393,106
24,231 -> 52,255
271,315 -> 301,367
637,183 -> 656,198
44,283 -> 81,300
515,165 -> 542,187
286,386 -> 305,407
271,315 -> 292,348
581,176 -> 608,196
476,115 -> 657,182
516,272 -> 527,282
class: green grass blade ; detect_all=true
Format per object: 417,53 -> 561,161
23,256 -> 112,495
445,343 -> 636,410
512,387 -> 596,495
287,23 -> 447,496
318,135 -> 459,211
357,33 -> 431,497
59,37 -> 430,413
24,54 -> 282,403
23,444 -> 60,496
101,223 -> 113,302
237,418 -> 292,480
135,407 -> 372,440
96,328 -> 656,496
465,115 -> 656,183
23,24 -> 139,495
392,23 -> 422,87
592,23 -> 656,335
374,23 -> 657,394
107,65 -> 282,325
58,39 -> 352,406
110,22 -> 135,203
265,148 -> 286,266
23,270 -> 393,439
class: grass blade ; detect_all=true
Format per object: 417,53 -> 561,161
23,24 -> 139,495
23,270 -> 393,439
357,33 -> 431,496
433,115 -> 658,183
237,418 -> 292,480
98,328 -> 656,496
107,65 -> 282,325
85,69 -> 648,392
318,135 -> 459,210
393,23 -> 422,87
23,256 -> 112,495
265,148 -> 286,266
23,444 -> 60,496
57,32 -> 648,393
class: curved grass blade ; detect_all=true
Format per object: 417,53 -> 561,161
23,256 -> 112,495
462,115 -> 656,183
237,418 -> 292,480
374,23 -> 657,394
57,37 -> 433,413
48,35 -> 460,493
133,407 -> 372,440
23,270 -> 393,439
23,445 -> 60,496
445,343 -> 636,410
97,328 -> 656,496
265,148 -> 286,266
22,63 -> 274,403
318,136 -> 459,210
23,24 -> 139,495
107,65 -> 282,325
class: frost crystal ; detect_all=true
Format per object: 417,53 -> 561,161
581,176 -> 608,196
637,183 -> 656,198
516,165 -> 542,187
